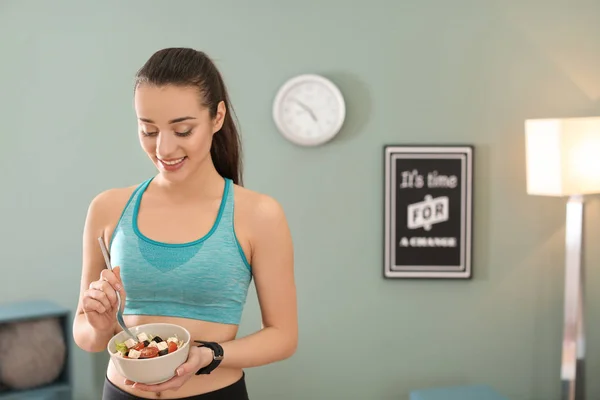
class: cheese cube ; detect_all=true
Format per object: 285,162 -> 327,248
157,341 -> 168,351
128,349 -> 141,359
148,341 -> 158,348
137,333 -> 149,342
124,338 -> 137,349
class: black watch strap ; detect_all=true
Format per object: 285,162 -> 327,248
194,340 -> 224,375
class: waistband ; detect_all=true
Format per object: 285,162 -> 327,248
102,372 -> 248,400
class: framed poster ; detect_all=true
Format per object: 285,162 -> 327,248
383,145 -> 473,279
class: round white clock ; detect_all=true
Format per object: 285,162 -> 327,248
272,74 -> 346,146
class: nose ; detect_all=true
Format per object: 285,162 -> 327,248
155,132 -> 178,159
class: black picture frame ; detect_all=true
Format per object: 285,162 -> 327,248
383,145 -> 474,279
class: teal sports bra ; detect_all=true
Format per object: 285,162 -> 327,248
109,177 -> 252,325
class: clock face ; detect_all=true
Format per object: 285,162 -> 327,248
272,74 -> 346,146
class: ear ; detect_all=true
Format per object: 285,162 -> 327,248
212,101 -> 226,134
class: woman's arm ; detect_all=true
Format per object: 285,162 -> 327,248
73,190 -> 117,352
73,188 -> 131,352
216,194 -> 297,368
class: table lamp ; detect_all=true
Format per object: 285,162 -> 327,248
525,116 -> 600,400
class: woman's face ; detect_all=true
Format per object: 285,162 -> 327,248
134,84 -> 225,183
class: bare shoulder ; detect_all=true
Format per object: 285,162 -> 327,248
88,185 -> 137,215
86,184 -> 140,232
231,184 -> 293,272
231,184 -> 288,227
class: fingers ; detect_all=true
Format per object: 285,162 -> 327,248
113,266 -> 122,281
100,268 -> 123,293
130,376 -> 183,392
100,268 -> 126,305
82,267 -> 126,317
82,293 -> 109,314
176,349 -> 202,376
83,279 -> 114,311
112,266 -> 127,311
89,279 -> 118,308
83,266 -> 125,311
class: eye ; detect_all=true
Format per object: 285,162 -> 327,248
141,130 -> 158,137
175,130 -> 192,137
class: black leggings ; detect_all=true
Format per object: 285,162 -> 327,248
102,373 -> 249,400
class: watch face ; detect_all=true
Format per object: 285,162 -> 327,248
273,74 -> 345,146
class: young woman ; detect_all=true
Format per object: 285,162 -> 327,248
72,47 -> 298,400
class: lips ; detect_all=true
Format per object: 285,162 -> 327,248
159,157 -> 186,165
157,156 -> 187,171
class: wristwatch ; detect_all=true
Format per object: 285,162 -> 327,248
193,340 -> 224,375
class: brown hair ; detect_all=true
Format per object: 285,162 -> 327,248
134,48 -> 243,185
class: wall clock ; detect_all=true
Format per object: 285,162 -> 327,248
272,74 -> 346,146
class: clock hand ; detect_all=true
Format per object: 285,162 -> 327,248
292,98 -> 318,122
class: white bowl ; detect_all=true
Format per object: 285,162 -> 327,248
107,323 -> 191,385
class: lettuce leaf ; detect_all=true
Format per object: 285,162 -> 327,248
115,341 -> 128,355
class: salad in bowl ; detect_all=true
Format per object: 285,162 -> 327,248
114,331 -> 185,359
107,323 -> 191,384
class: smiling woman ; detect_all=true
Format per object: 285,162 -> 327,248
136,83 -> 231,181
72,48 -> 298,400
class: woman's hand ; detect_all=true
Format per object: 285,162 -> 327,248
81,266 -> 125,332
125,346 -> 214,392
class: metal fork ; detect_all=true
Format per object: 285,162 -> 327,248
97,237 -> 138,343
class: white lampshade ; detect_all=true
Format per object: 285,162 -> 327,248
525,116 -> 600,196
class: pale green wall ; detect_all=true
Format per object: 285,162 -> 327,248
2,1 -> 600,399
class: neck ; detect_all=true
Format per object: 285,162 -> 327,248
154,158 -> 224,200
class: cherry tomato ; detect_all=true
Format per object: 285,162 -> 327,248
140,347 -> 159,359
168,342 -> 178,353
134,342 -> 145,351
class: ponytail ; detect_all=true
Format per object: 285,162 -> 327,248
210,99 -> 243,186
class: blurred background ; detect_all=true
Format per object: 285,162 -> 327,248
1,1 -> 600,399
